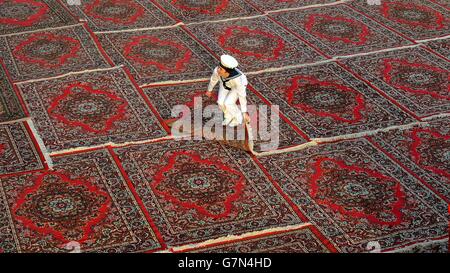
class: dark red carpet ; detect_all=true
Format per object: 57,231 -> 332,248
17,67 -> 168,152
0,0 -> 448,253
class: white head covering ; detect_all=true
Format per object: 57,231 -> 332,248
220,55 -> 238,69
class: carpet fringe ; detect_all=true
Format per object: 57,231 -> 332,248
94,22 -> 184,34
253,141 -> 318,157
169,223 -> 313,253
312,121 -> 427,143
333,44 -> 422,60
421,113 -> 450,121
49,143 -> 117,156
247,59 -> 335,75
49,135 -> 174,156
15,66 -> 124,85
0,23 -> 83,37
416,34 -> 450,43
0,117 -> 30,126
265,0 -> 353,14
253,119 -> 436,157
112,135 -> 175,148
140,77 -> 209,88
154,249 -> 172,253
186,14 -> 267,26
26,119 -> 54,170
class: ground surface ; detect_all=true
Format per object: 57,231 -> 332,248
0,0 -> 448,253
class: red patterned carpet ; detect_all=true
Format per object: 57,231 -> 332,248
143,81 -> 308,152
0,24 -> 111,81
17,67 -> 168,152
257,138 -> 448,252
270,4 -> 414,57
186,16 -> 325,71
97,28 -> 217,85
0,0 -> 448,253
342,47 -> 449,119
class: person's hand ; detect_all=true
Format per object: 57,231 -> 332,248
243,112 -> 251,124
205,91 -> 213,98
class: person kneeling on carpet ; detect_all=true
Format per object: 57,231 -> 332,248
205,55 -> 250,127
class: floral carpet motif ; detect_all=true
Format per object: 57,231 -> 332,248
371,118 -> 450,202
153,0 -> 261,23
17,67 -> 167,152
97,27 -> 217,86
112,140 -> 305,247
186,17 -> 325,71
250,62 -> 414,139
0,24 -> 111,82
350,0 -> 450,40
0,0 -> 78,35
257,138 -> 448,252
0,61 -> 25,122
142,81 -> 308,152
0,149 -> 163,252
270,5 -> 413,57
342,47 -> 450,119
0,122 -> 45,176
61,0 -> 175,32
0,0 -> 448,253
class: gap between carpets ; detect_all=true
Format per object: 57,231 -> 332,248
166,223 -> 313,253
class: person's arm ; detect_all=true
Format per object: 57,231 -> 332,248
235,76 -> 250,122
237,88 -> 247,113
207,67 -> 220,92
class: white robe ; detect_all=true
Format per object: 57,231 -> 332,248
207,67 -> 248,125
